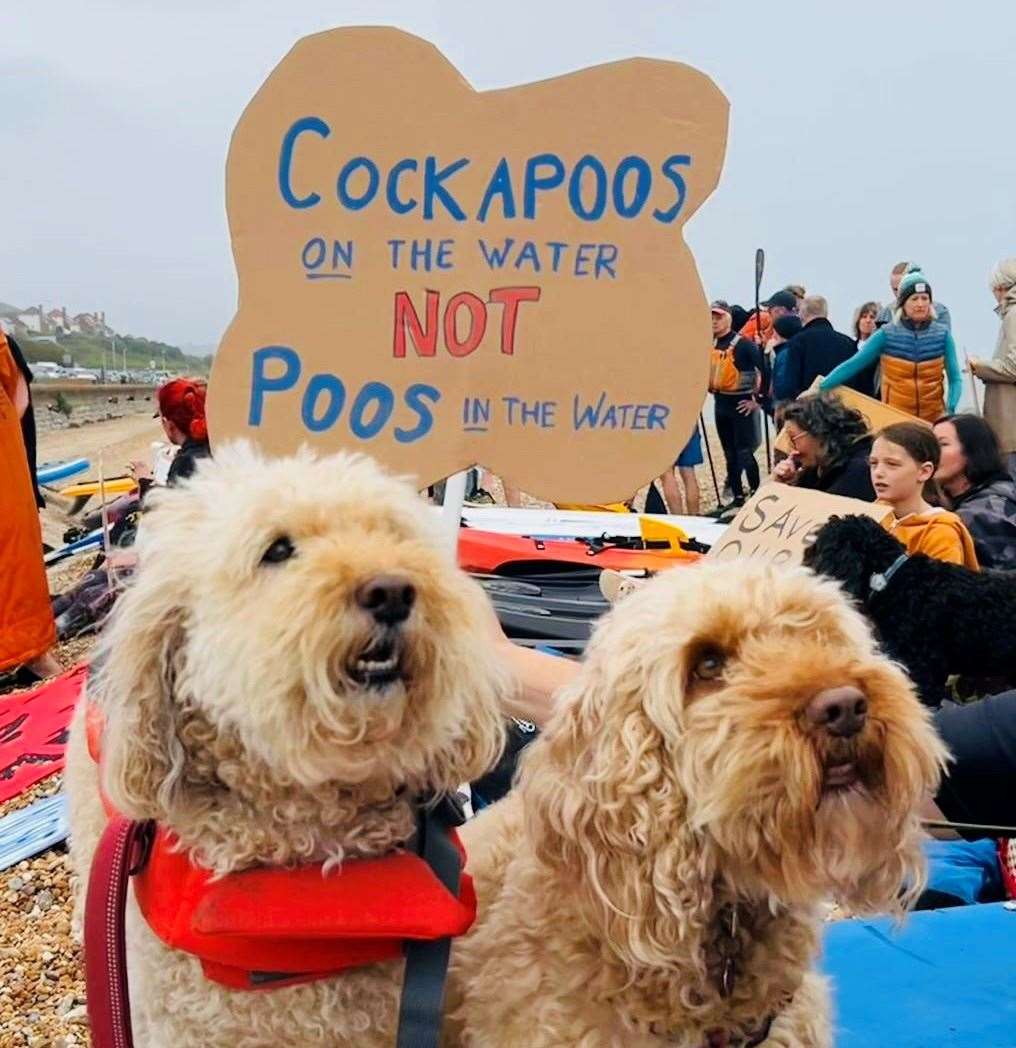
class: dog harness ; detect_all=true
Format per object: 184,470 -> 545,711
83,704 -> 474,1048
869,551 -> 909,596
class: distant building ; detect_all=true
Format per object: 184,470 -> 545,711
15,305 -> 46,334
71,310 -> 112,336
0,302 -> 114,338
46,307 -> 72,334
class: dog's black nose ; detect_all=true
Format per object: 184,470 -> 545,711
806,686 -> 867,739
355,575 -> 416,625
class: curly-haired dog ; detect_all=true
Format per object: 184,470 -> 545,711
448,561 -> 946,1047
803,514 -> 1016,705
65,442 -> 507,1048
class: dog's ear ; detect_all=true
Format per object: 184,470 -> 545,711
89,563 -> 191,821
521,621 -> 718,972
803,516 -> 872,603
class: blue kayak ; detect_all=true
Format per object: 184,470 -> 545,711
44,527 -> 103,566
37,457 -> 89,485
826,902 -> 1016,1045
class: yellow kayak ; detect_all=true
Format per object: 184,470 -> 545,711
554,502 -> 632,513
60,476 -> 138,499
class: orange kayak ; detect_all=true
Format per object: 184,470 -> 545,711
458,528 -> 701,574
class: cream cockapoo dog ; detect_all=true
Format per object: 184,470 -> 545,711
448,561 -> 948,1047
65,442 -> 508,1047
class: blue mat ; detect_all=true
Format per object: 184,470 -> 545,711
0,794 -> 68,871
825,903 -> 1016,1046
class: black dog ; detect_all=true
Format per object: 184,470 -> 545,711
803,515 -> 1016,706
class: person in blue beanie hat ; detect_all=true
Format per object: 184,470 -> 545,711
821,271 -> 962,422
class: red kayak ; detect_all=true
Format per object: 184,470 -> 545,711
457,528 -> 702,575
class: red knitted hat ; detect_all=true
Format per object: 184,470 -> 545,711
157,378 -> 208,442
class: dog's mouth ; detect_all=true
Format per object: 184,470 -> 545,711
819,739 -> 885,798
817,734 -> 873,796
822,761 -> 860,791
347,632 -> 406,690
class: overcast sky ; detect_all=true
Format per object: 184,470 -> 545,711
3,1 -> 1013,357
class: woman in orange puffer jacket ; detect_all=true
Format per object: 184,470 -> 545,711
821,272 -> 963,423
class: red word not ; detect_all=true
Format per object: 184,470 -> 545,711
393,286 -> 541,358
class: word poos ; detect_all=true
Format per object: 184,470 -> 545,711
249,347 -> 440,445
279,118 -> 691,225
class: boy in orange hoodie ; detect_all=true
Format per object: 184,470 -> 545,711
870,422 -> 979,568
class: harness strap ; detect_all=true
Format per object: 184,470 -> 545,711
869,551 -> 909,596
396,796 -> 466,1048
84,817 -> 154,1048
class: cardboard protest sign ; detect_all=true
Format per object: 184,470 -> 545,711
707,483 -> 889,566
207,27 -> 729,503
833,385 -> 930,432
775,384 -> 927,455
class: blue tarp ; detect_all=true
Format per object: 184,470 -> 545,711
825,903 -> 1016,1046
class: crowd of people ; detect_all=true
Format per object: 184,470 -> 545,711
692,258 -> 1016,524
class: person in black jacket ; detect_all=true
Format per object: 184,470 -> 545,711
934,414 -> 1016,570
6,334 -> 44,508
771,394 -> 877,501
130,377 -> 210,489
774,296 -> 868,402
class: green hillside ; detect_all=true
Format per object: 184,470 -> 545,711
16,333 -> 211,375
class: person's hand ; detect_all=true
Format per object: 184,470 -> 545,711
736,398 -> 759,416
968,359 -> 984,378
129,459 -> 153,481
771,458 -> 799,484
106,548 -> 139,572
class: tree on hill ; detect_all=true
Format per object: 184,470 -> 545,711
16,332 -> 210,375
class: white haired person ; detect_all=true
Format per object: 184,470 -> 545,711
821,271 -> 962,424
968,258 -> 1016,476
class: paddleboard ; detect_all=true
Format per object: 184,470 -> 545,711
59,476 -> 137,499
44,528 -> 103,565
0,794 -> 68,872
36,457 -> 89,485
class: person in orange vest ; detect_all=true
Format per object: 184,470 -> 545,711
738,288 -> 798,346
0,332 -> 59,682
708,300 -> 763,511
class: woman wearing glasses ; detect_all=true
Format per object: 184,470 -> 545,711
771,393 -> 877,501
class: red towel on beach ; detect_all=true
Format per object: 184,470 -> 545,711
0,663 -> 87,803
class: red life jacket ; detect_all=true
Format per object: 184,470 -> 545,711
85,705 -> 477,991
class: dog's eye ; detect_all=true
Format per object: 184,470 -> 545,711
692,649 -> 726,681
261,536 -> 295,565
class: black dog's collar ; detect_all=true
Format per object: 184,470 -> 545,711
869,552 -> 909,596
